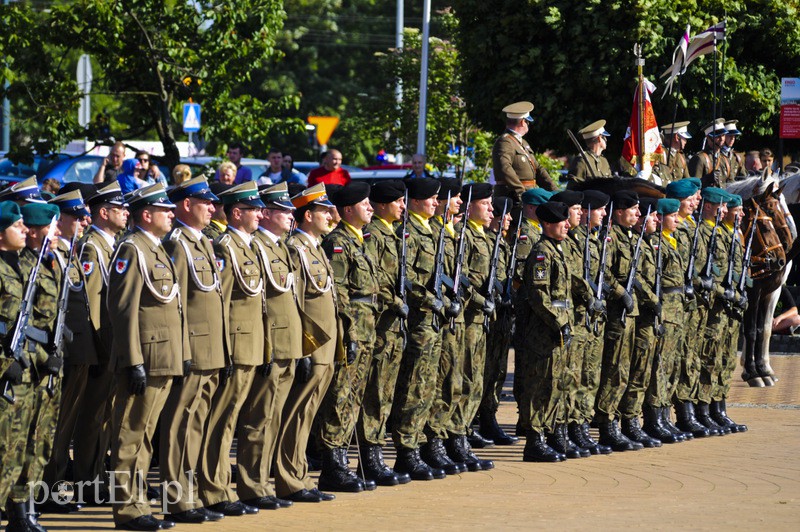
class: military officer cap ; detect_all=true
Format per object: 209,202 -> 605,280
521,188 -> 553,206
208,182 -> 232,204
502,101 -> 534,122
579,120 -> 611,140
612,190 -> 639,209
657,198 -> 681,215
333,181 -> 371,208
218,181 -> 265,208
369,179 -> 406,204
406,177 -> 440,200
536,201 -> 570,223
701,186 -> 729,204
127,182 -> 177,212
0,176 -> 44,203
0,201 -> 22,231
287,182 -> 306,198
21,202 -> 60,226
168,176 -> 219,203
638,196 -> 658,215
661,121 -> 692,139
492,196 -> 512,216
665,179 -> 698,199
437,178 -> 462,200
727,193 -> 743,208
462,182 -> 493,202
703,118 -> 727,137
291,183 -> 335,209
260,182 -> 295,210
581,190 -> 610,210
60,182 -> 98,200
551,190 -> 583,207
49,189 -> 90,218
87,181 -> 127,207
724,119 -> 741,136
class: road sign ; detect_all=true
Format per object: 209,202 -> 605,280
308,116 -> 340,146
183,103 -> 201,133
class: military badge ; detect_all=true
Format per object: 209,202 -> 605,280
333,246 -> 343,253
534,263 -> 546,280
535,254 -> 545,261
82,261 -> 94,275
215,258 -> 225,271
115,258 -> 129,274
520,235 -> 528,241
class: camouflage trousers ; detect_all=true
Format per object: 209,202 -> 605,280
452,314 -> 487,435
697,299 -> 728,404
479,308 -> 513,418
391,310 -> 442,450
713,310 -> 741,401
645,293 -> 684,408
565,318 -> 593,424
0,376 -> 36,504
594,310 -> 636,422
425,320 -> 464,439
357,318 -> 405,446
512,296 -> 531,423
619,318 -> 657,419
673,300 -> 709,403
577,320 -> 606,423
319,324 -> 376,450
520,325 -> 569,433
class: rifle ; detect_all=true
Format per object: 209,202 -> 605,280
583,206 -> 594,330
737,206 -> 759,295
450,186 -> 473,328
502,215 -> 522,305
2,217 -> 57,404
684,198 -> 705,299
698,206 -> 723,304
47,233 -> 79,397
653,218 -> 664,336
592,202 -> 613,334
567,129 -> 598,178
397,190 -> 410,346
483,200 -> 508,331
431,190 -> 451,332
721,211 -> 742,308
621,204 -> 651,324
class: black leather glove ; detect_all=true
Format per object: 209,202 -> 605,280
41,355 -> 63,376
393,301 -> 409,319
128,364 -> 146,396
346,341 -> 358,365
647,300 -> 662,316
431,298 -> 445,318
684,284 -> 695,300
589,297 -> 606,315
183,359 -> 192,376
620,291 -> 635,314
258,361 -> 273,377
722,287 -> 736,303
699,276 -> 713,292
1,360 -> 23,385
736,294 -> 748,311
219,364 -> 234,386
445,299 -> 462,318
560,325 -> 572,349
296,357 -> 312,383
482,299 -> 496,316
655,323 -> 667,337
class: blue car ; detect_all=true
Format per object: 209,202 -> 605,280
38,155 -> 106,185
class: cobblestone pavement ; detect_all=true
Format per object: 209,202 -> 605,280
39,353 -> 800,530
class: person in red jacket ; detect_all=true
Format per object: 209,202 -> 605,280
307,150 -> 351,187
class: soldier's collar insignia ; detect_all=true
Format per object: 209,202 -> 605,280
115,258 -> 129,274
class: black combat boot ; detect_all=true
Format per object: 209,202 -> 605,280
660,406 -> 689,440
569,421 -> 599,455
674,401 -> 712,438
522,430 -> 563,462
581,422 -> 612,455
420,438 -> 461,476
467,428 -> 495,449
358,445 -> 401,486
450,435 -> 494,471
479,412 -> 519,446
711,399 -> 747,433
6,500 -> 39,532
621,416 -> 663,448
318,448 -> 364,493
694,402 -> 727,435
598,419 -> 642,452
546,425 -> 582,459
394,447 -> 440,481
642,405 -> 679,444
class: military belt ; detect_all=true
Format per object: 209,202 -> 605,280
26,326 -> 49,345
351,295 -> 378,306
662,286 -> 684,295
551,300 -> 571,309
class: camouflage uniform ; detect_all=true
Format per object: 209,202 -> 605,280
715,224 -> 744,401
202,219 -> 227,242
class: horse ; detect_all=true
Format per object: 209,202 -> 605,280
726,174 -> 797,387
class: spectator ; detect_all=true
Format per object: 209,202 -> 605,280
773,286 -> 800,335
281,152 -> 308,185
41,178 -> 61,196
117,159 -> 142,195
93,141 -> 127,184
745,150 -> 763,175
307,149 -> 351,187
213,141 -> 252,184
404,153 -> 434,179
256,147 -> 301,186
217,161 -> 237,185
171,164 -> 192,185
760,148 -> 776,177
134,150 -> 167,186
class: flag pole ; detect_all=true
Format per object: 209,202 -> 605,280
666,67 -> 683,167
636,43 -> 645,171
719,14 -> 727,118
712,33 -> 718,171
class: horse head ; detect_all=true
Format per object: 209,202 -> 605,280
743,196 -> 788,279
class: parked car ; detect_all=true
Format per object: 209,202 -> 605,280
292,161 -> 361,176
0,153 -> 71,187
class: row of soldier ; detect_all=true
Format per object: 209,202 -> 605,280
0,170 -> 750,531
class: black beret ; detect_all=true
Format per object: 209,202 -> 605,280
209,182 -> 232,202
333,181 -> 371,208
581,190 -> 610,210
462,182 -> 493,202
638,196 -> 658,215
59,182 -> 97,200
611,190 -> 639,210
287,183 -> 306,198
551,190 -> 584,206
492,196 -> 512,216
369,179 -> 406,204
437,178 -> 462,200
536,201 -> 570,223
325,184 -> 344,206
406,177 -> 440,200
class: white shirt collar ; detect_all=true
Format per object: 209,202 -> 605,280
294,228 -> 318,248
258,226 -> 281,244
135,226 -> 162,246
227,225 -> 252,246
177,220 -> 204,241
91,224 -> 117,248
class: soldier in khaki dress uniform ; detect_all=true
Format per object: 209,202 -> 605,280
158,177 -> 226,524
200,181 -> 265,517
688,119 -> 729,187
569,120 -> 613,183
721,120 -> 747,182
107,183 -> 189,531
655,122 -> 692,184
492,101 -> 556,203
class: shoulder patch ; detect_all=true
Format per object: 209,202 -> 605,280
333,246 -> 344,254
535,254 -> 546,261
520,235 -> 528,241
82,261 -> 94,275
115,258 -> 129,274
215,258 -> 225,271
363,232 -> 371,239
534,263 -> 547,280
216,234 -> 232,246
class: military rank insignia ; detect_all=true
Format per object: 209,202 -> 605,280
82,261 -> 94,275
115,258 -> 129,274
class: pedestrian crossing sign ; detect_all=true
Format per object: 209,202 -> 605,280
183,103 -> 201,133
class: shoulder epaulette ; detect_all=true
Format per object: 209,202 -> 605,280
169,228 -> 182,241
216,233 -> 231,246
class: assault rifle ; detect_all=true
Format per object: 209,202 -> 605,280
483,199 -> 507,331
502,215 -> 523,305
592,202 -> 613,334
397,190 -> 410,345
450,186 -> 473,328
721,211 -> 742,308
431,190 -> 451,332
736,207 -> 759,312
654,218 -> 665,336
583,206 -> 593,330
621,204 -> 651,324
698,206 -> 723,304
46,233 -> 79,397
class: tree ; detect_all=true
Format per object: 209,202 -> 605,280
1,0 -> 303,168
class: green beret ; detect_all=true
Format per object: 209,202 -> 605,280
0,201 -> 23,231
665,179 -> 698,199
521,188 -> 553,206
21,202 -> 60,227
657,198 -> 681,215
727,194 -> 743,208
687,178 -> 702,189
701,186 -> 729,204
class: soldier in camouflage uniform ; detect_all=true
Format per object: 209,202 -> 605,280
519,201 -> 573,462
201,182 -> 231,242
512,187 -> 551,434
688,120 -> 729,187
721,121 -> 747,182
654,122 -> 692,184
317,182 -> 379,493
355,180 -> 410,486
